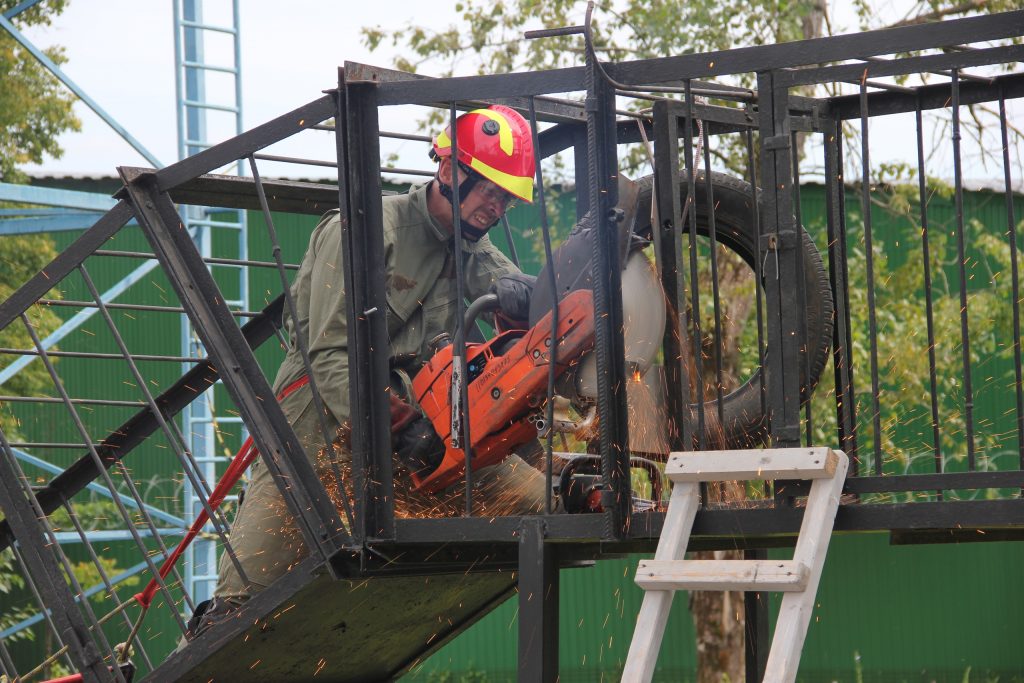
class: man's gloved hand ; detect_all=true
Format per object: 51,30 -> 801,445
490,272 -> 536,329
390,394 -> 445,477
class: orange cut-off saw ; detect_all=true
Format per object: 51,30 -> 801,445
409,288 -> 594,493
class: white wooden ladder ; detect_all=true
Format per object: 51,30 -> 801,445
622,447 -> 849,683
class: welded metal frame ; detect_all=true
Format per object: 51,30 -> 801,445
2,9 -> 1024,682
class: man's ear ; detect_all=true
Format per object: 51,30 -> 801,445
437,157 -> 452,185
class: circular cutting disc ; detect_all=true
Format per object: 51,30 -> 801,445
529,221 -> 666,403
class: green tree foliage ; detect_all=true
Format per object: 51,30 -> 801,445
0,234 -> 63,438
0,548 -> 35,643
1,0 -> 75,437
0,0 -> 80,183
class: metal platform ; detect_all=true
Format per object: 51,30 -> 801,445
151,557 -> 516,682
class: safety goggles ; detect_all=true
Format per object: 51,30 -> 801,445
472,178 -> 519,210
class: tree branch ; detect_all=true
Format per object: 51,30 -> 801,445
887,0 -> 988,28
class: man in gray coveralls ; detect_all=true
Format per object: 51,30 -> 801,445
193,105 -> 546,630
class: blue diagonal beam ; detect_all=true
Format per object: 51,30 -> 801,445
0,182 -> 119,211
11,448 -> 186,529
0,214 -> 114,235
0,559 -> 150,640
0,14 -> 164,168
52,529 -> 184,544
2,0 -> 44,19
0,257 -> 162,387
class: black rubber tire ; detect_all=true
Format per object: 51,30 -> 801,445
633,170 -> 834,448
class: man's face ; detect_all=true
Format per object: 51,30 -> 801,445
440,158 -> 518,233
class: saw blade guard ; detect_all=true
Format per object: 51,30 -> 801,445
528,188 -> 666,404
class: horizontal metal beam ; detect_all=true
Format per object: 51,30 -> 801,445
843,470 -> 1024,494
162,170 -> 340,214
389,498 -> 1024,546
827,71 -> 1024,120
780,43 -> 1023,88
0,182 -> 118,211
0,214 -> 121,235
346,61 -> 587,123
606,10 -> 1024,83
376,67 -> 586,107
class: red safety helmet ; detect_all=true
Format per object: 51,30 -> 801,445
432,105 -> 535,203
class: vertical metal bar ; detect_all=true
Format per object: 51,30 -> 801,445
743,548 -> 769,681
77,264 -> 252,586
500,214 -> 521,269
998,89 -> 1024,473
702,121 -> 726,430
823,118 -> 858,468
653,100 -> 693,451
757,71 -> 802,450
18,310 -> 191,632
247,155 -> 356,534
447,101 -> 475,517
527,96 -> 558,515
746,127 -> 769,442
858,81 -> 884,475
339,76 -> 395,538
950,69 -> 976,470
915,100 -> 943,488
586,48 -> 630,538
790,130 -> 812,445
573,126 -> 590,221
0,432 -> 111,683
682,82 -> 706,449
517,518 -> 558,683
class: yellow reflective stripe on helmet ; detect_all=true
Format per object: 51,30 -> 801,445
435,128 -> 452,151
473,109 -> 515,156
469,157 -> 533,202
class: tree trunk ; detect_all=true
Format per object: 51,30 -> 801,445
690,550 -> 746,683
687,248 -> 752,681
685,3 -> 830,677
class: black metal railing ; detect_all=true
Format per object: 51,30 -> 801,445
1,9 -> 1022,681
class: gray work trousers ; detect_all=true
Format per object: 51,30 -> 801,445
214,385 -> 549,601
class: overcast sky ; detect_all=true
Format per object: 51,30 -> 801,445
19,0 -> 447,180
14,1 -> 1023,187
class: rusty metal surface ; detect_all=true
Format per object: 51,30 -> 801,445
150,561 -> 515,682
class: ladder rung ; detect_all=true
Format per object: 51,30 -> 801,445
666,447 -> 839,483
182,100 -> 240,114
179,19 -> 237,35
182,60 -> 239,75
635,559 -> 810,592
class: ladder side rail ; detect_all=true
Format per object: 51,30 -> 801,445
763,450 -> 849,683
621,481 -> 701,683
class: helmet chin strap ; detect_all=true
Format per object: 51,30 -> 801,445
437,162 -> 498,242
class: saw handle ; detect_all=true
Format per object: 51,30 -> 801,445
463,293 -> 500,331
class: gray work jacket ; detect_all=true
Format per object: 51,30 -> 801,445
273,182 -> 518,429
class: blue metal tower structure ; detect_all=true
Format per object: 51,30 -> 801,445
0,0 -> 245,620
173,0 -> 247,606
